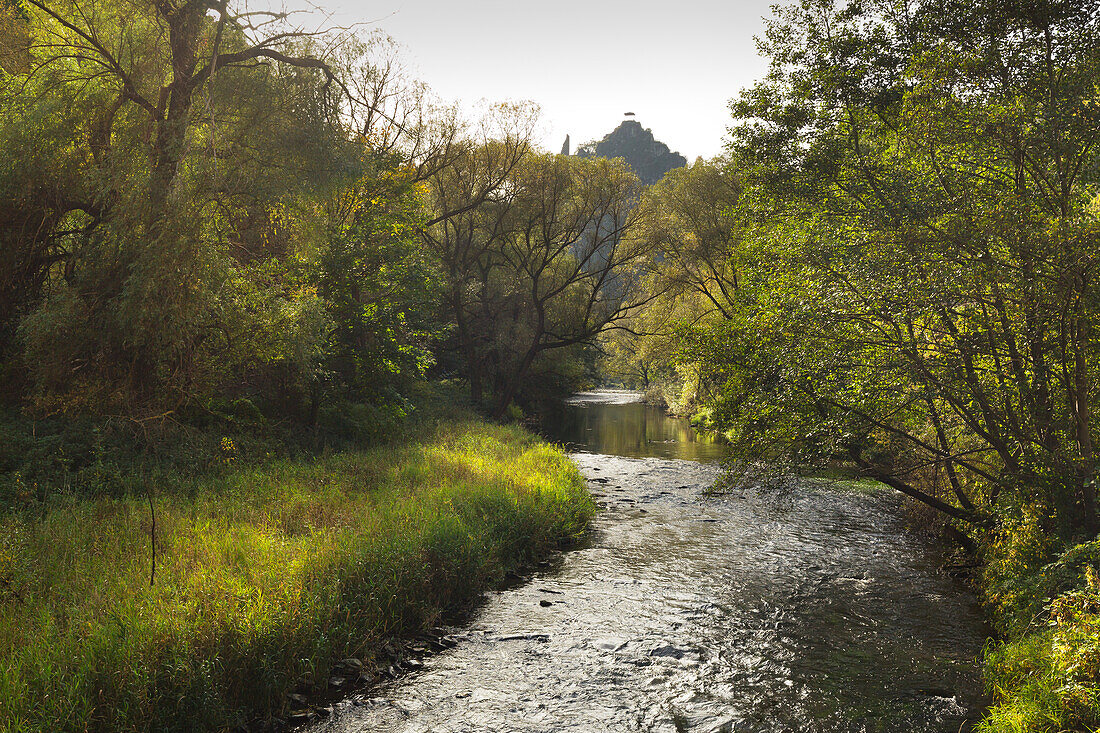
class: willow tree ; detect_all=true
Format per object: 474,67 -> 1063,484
638,159 -> 743,317
596,159 -> 745,407
1,0 -> 362,413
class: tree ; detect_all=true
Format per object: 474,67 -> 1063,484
423,134 -> 656,417
0,0 -> 447,423
314,143 -> 439,421
594,159 -> 747,410
21,0 -> 352,214
676,0 -> 1100,542
417,109 -> 534,406
637,159 -> 743,318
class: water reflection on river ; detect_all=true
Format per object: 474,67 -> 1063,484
311,390 -> 989,732
538,390 -> 728,462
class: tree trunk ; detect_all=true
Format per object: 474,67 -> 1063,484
490,346 -> 539,420
149,4 -> 205,213
849,447 -> 988,526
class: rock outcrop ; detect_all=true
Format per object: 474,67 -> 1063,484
575,120 -> 686,184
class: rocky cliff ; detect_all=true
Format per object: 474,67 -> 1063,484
574,120 -> 686,184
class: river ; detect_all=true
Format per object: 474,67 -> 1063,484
310,390 -> 989,732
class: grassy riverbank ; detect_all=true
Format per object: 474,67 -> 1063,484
977,526 -> 1100,733
0,403 -> 592,732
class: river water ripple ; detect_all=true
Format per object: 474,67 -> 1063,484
310,392 -> 988,732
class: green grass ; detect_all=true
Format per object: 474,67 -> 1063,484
979,530 -> 1100,733
815,477 -> 887,495
0,414 -> 592,732
979,620 -> 1100,733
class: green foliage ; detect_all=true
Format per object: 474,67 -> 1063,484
316,399 -> 409,444
0,384 -> 412,506
983,503 -> 1067,638
981,562 -> 1100,733
0,0 -> 438,425
593,158 -> 747,411
318,159 -> 440,408
0,411 -> 592,732
424,142 -> 654,417
659,0 -> 1100,538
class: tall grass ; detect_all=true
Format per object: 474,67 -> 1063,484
0,417 -> 591,732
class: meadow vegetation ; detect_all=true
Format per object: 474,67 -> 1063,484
0,395 -> 591,732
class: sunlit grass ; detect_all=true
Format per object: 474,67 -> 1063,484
0,417 -> 592,732
979,628 -> 1100,733
979,559 -> 1100,732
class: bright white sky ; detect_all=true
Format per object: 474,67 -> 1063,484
273,0 -> 778,160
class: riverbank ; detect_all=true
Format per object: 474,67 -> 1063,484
0,404 -> 592,732
305,451 -> 988,732
977,530 -> 1100,732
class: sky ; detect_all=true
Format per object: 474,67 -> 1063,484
272,0 -> 778,160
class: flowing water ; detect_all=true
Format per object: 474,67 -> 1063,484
311,390 -> 989,732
